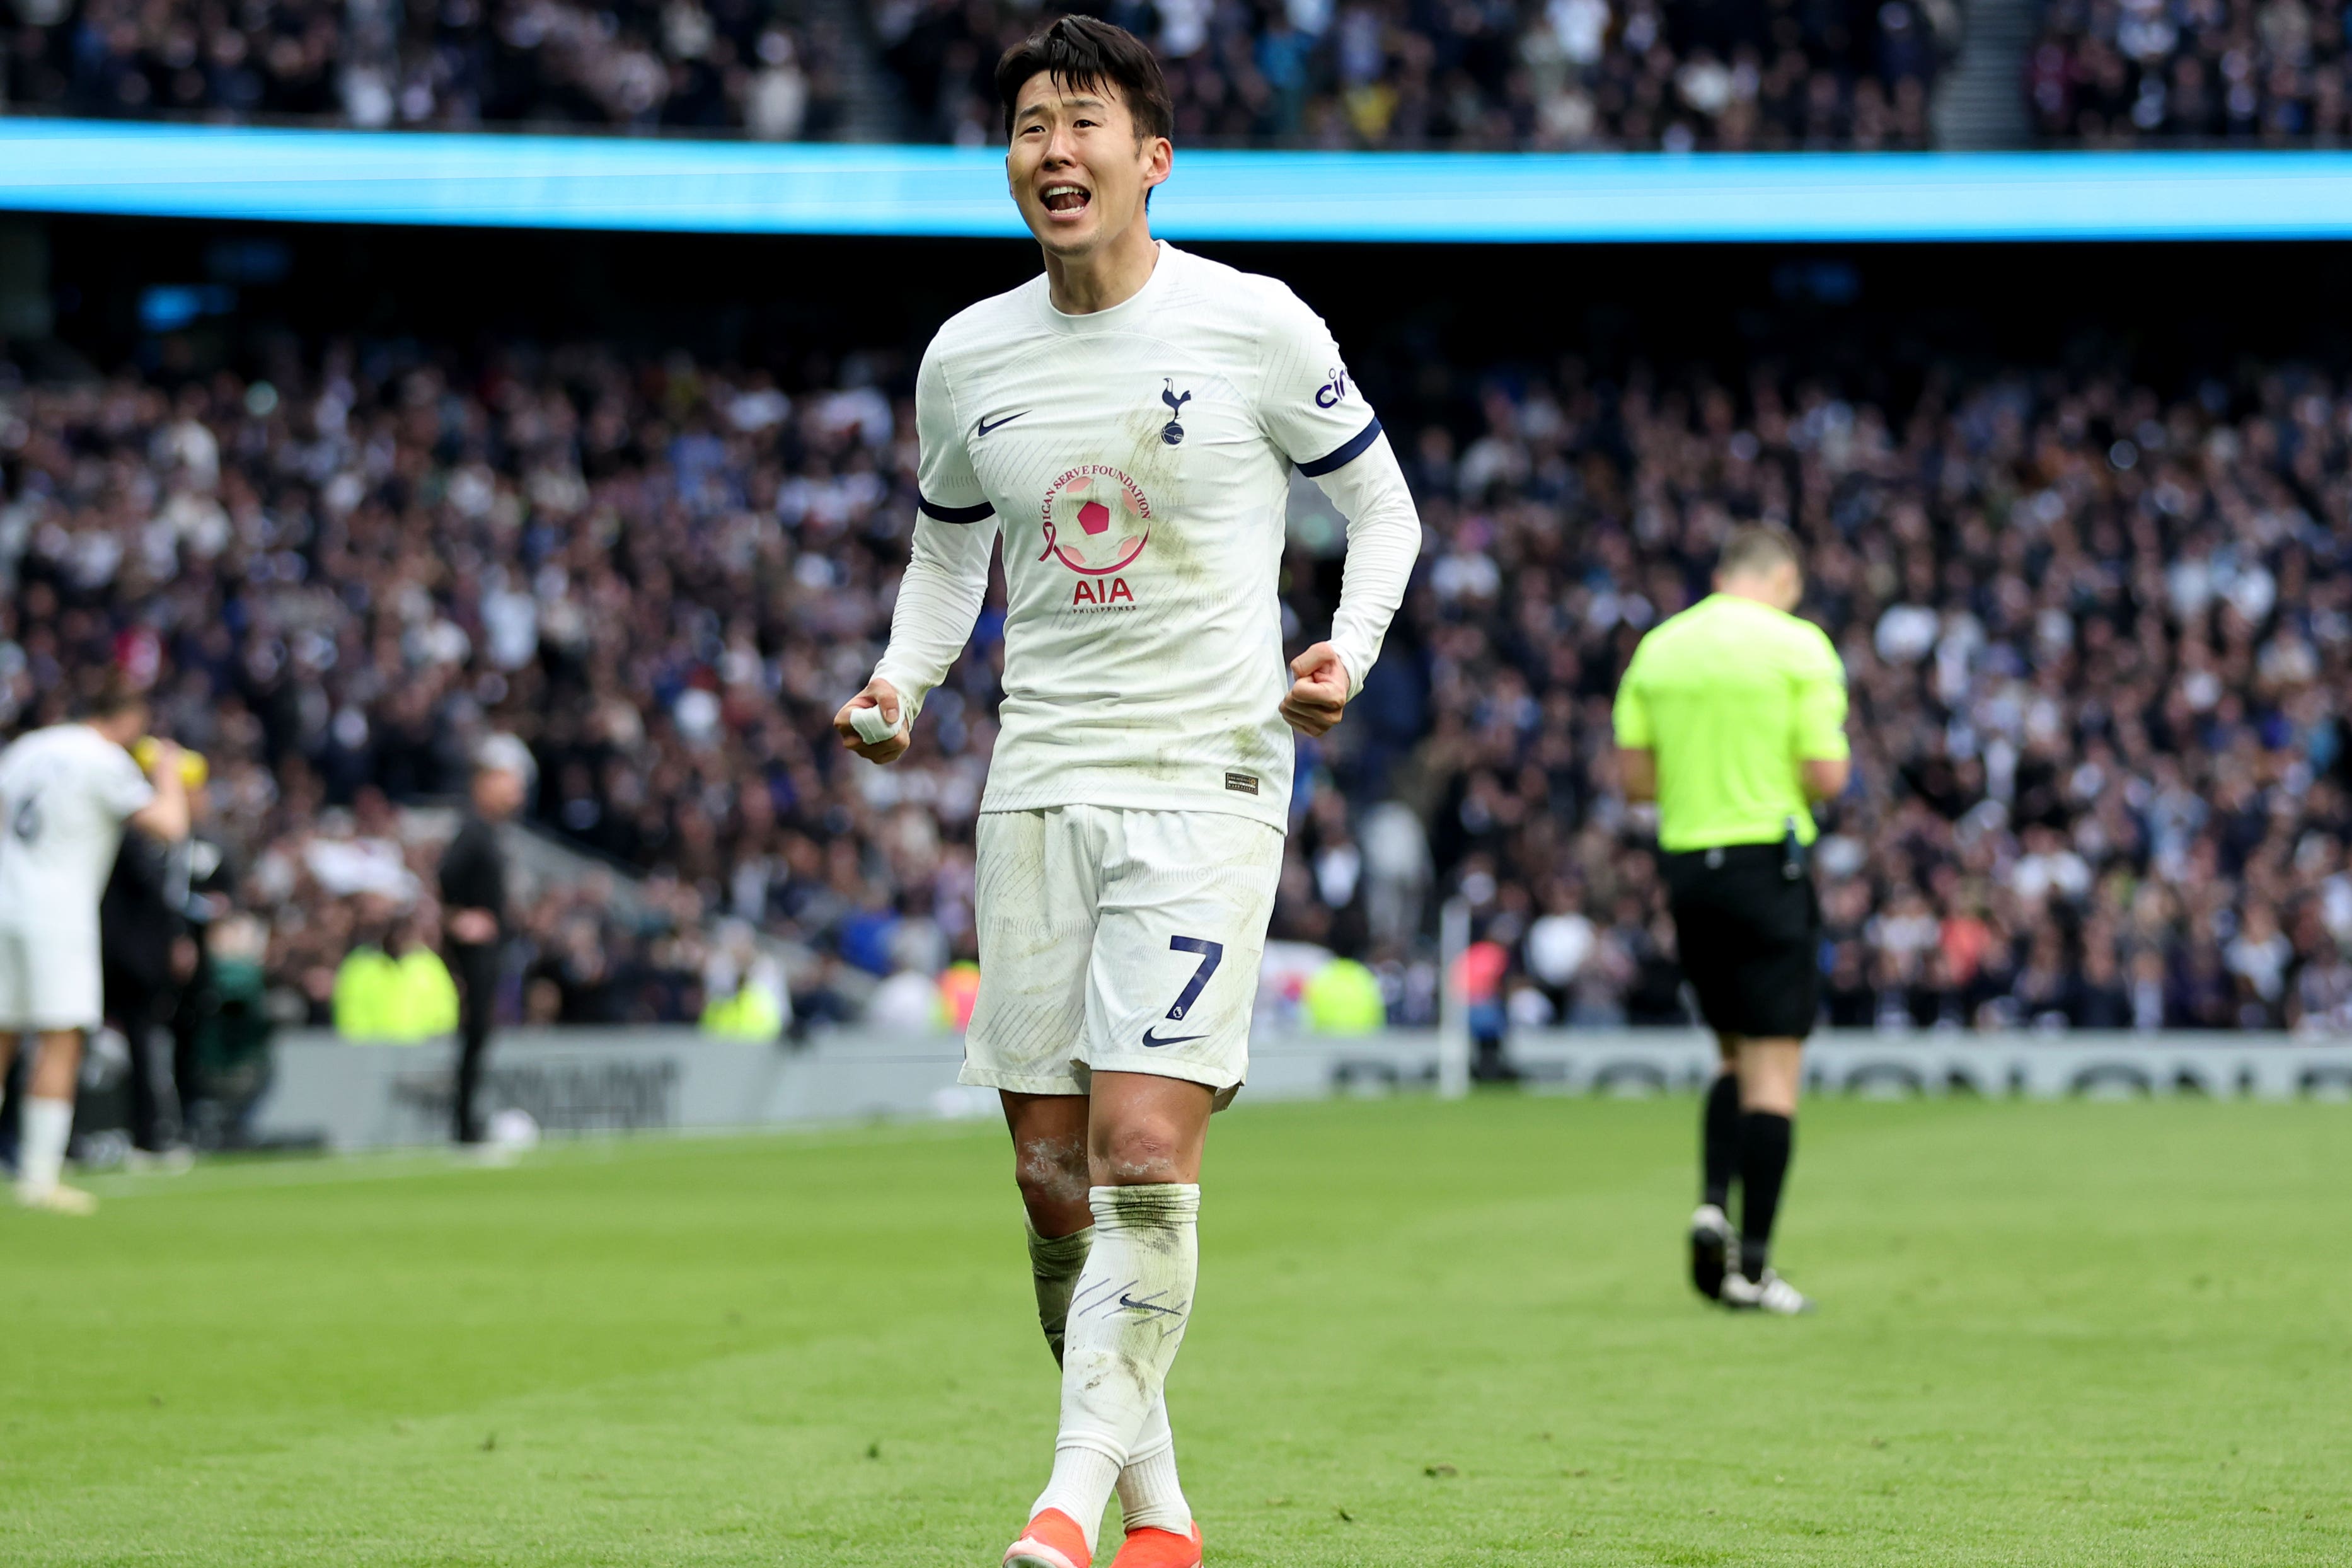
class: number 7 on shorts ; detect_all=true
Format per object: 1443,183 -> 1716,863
1164,936 -> 1224,1022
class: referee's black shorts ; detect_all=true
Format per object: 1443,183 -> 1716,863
1662,842 -> 1820,1040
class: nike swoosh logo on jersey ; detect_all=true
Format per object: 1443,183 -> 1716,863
974,410 -> 1029,437
1141,1025 -> 1206,1048
1118,1293 -> 1185,1317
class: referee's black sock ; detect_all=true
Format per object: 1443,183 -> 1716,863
1701,1071 -> 1739,1211
1736,1110 -> 1794,1282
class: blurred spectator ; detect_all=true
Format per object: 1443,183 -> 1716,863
101,810 -> 191,1152
331,904 -> 461,1041
1455,935 -> 1514,1075
1303,955 -> 1388,1034
938,958 -> 982,1029
186,909 -> 276,1140
700,916 -> 790,1035
440,737 -> 524,1141
861,959 -> 938,1034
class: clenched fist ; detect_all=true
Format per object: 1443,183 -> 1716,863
1280,643 -> 1351,737
834,678 -> 912,764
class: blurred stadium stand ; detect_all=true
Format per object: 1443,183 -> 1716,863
0,0 -> 854,136
4,0 -> 1958,149
875,0 -> 1954,149
2031,0 -> 2352,145
6,219 -> 2352,1044
15,0 -> 2352,151
6,0 -> 2352,1087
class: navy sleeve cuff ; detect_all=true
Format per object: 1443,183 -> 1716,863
1296,417 -> 1383,478
918,495 -> 994,524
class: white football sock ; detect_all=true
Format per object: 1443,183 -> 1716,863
1032,1446 -> 1121,1550
1027,1218 -> 1192,1536
1030,1184 -> 1199,1552
1116,1406 -> 1192,1534
19,1096 -> 73,1192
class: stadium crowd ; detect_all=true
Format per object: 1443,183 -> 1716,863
0,0 -> 843,136
3,329 -> 2351,1036
2030,0 -> 2352,143
1,0 -> 1949,149
882,0 -> 1951,149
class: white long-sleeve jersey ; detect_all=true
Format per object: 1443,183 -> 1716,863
872,243 -> 1421,831
0,723 -> 153,941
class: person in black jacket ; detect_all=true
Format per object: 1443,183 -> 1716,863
101,777 -> 237,1159
439,736 -> 531,1145
101,822 -> 186,1158
170,820 -> 239,1143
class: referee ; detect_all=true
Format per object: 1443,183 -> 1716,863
1613,526 -> 1850,1314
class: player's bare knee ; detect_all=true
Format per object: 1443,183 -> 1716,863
1013,1133 -> 1090,1208
1092,1122 -> 1185,1184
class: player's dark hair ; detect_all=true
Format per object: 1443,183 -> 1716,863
1718,524 -> 1801,580
996,14 -> 1173,144
79,670 -> 148,722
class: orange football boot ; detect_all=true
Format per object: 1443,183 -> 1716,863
1004,1507 -> 1092,1568
1110,1523 -> 1202,1568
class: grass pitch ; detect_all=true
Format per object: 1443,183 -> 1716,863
3,1092 -> 2347,1565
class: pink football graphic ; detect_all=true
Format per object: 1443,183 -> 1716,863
1037,465 -> 1153,577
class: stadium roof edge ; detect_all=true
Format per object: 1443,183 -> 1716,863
9,118 -> 2352,241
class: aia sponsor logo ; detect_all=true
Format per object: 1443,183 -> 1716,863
1070,577 -> 1134,608
1039,463 -> 1153,609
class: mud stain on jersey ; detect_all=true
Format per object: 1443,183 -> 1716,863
1228,719 -> 1286,778
1129,740 -> 1194,783
1115,398 -> 1205,589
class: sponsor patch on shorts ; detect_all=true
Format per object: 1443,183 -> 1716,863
1224,771 -> 1259,796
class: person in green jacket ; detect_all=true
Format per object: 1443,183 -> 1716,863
333,916 -> 461,1044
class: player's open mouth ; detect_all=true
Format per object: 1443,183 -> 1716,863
1042,183 -> 1091,216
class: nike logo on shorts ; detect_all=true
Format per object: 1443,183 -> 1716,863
974,410 -> 1029,437
1141,1025 -> 1205,1048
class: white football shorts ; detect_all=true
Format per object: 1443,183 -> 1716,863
0,925 -> 105,1033
962,804 -> 1284,1102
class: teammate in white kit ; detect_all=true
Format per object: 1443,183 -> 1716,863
0,679 -> 190,1213
834,18 -> 1419,1567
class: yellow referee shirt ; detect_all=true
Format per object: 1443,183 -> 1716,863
1611,593 -> 1849,852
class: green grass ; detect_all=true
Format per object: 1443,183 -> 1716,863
3,1094 -> 2348,1565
